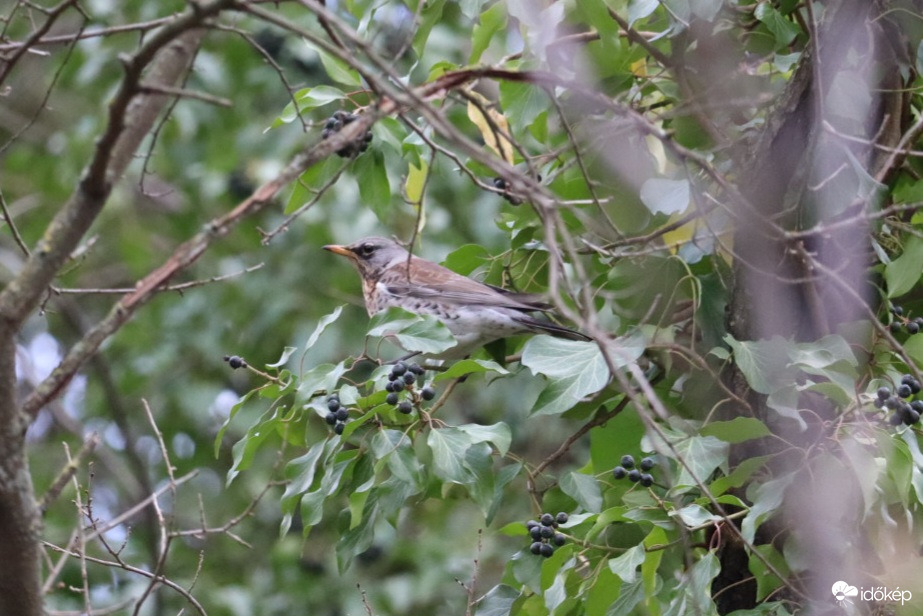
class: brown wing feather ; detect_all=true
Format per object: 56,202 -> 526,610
382,256 -> 548,313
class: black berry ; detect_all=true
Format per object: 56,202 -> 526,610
628,469 -> 642,482
325,412 -> 337,425
899,384 -> 913,398
409,363 -> 425,375
890,413 -> 904,426
526,520 -> 539,530
327,398 -> 341,412
891,322 -> 903,333
886,396 -> 900,410
385,381 -> 395,393
540,513 -> 554,526
540,525 -> 554,538
225,355 -> 246,369
640,457 -> 655,471
403,373 -> 416,385
391,380 -> 405,392
906,408 -> 921,425
386,392 -> 399,405
613,466 -> 627,480
621,455 -> 635,469
334,422 -> 346,435
391,362 -> 407,377
908,322 -> 919,335
539,543 -> 555,557
878,386 -> 892,400
335,407 -> 349,421
555,512 -> 568,524
421,387 -> 435,401
553,533 -> 566,546
911,400 -> 923,414
640,473 -> 654,487
529,526 -> 542,541
398,401 -> 413,414
530,542 -> 543,555
892,305 -> 904,316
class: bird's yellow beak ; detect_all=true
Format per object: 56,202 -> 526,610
323,244 -> 354,259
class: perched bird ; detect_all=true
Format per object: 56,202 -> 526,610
324,236 -> 590,357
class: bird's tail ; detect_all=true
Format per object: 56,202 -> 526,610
515,317 -> 591,342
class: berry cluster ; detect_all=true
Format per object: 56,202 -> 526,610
223,355 -> 247,370
491,177 -> 522,206
612,454 -> 655,487
889,305 -> 923,335
384,360 -> 434,414
321,110 -> 373,158
324,393 -> 350,435
875,375 -> 923,426
526,512 -> 568,558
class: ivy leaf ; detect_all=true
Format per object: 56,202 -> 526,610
700,417 -> 771,443
672,435 -> 728,489
560,471 -> 603,513
469,2 -> 507,64
456,422 -> 512,456
754,3 -> 799,47
474,585 -> 519,616
741,474 -> 796,543
885,236 -> 923,298
368,307 -> 457,354
639,178 -> 690,216
673,504 -> 721,528
608,544 -> 646,583
523,336 -> 634,416
435,358 -> 508,382
304,305 -> 344,352
307,42 -> 362,87
297,361 -> 347,400
272,85 -> 345,127
427,428 -> 474,483
353,149 -> 392,222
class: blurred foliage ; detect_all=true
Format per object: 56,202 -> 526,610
4,0 -> 923,615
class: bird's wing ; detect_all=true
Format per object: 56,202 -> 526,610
381,257 -> 548,312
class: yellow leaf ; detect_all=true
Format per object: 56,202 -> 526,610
630,58 -> 647,77
466,92 -> 514,164
406,160 -> 428,204
661,215 -> 696,255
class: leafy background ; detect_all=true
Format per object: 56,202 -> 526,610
3,0 -> 923,615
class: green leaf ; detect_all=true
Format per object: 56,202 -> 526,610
273,85 -> 346,127
672,435 -> 728,489
741,473 -> 796,543
560,471 -> 603,513
709,455 -> 771,496
297,361 -> 347,400
285,157 -> 342,214
605,578 -> 645,616
608,544 -> 645,583
469,2 -> 507,64
639,178 -> 690,215
214,389 -> 257,457
628,0 -> 659,24
754,3 -> 799,47
353,149 -> 392,222
308,42 -> 362,87
499,81 -> 548,134
368,307 -> 458,354
474,585 -> 520,616
457,422 -> 512,456
412,0 -> 447,58
700,417 -> 771,443
435,358 -> 508,382
673,504 -> 720,528
304,305 -> 344,352
522,335 -> 643,416
280,439 -> 330,515
427,428 -> 474,483
885,236 -> 923,298
749,545 -> 790,602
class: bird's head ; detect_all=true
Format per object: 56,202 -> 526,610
324,236 -> 409,278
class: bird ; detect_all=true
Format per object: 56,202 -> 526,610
324,236 -> 591,357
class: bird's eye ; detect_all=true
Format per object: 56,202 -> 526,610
360,243 -> 377,256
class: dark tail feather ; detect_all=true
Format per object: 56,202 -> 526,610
515,317 -> 591,341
